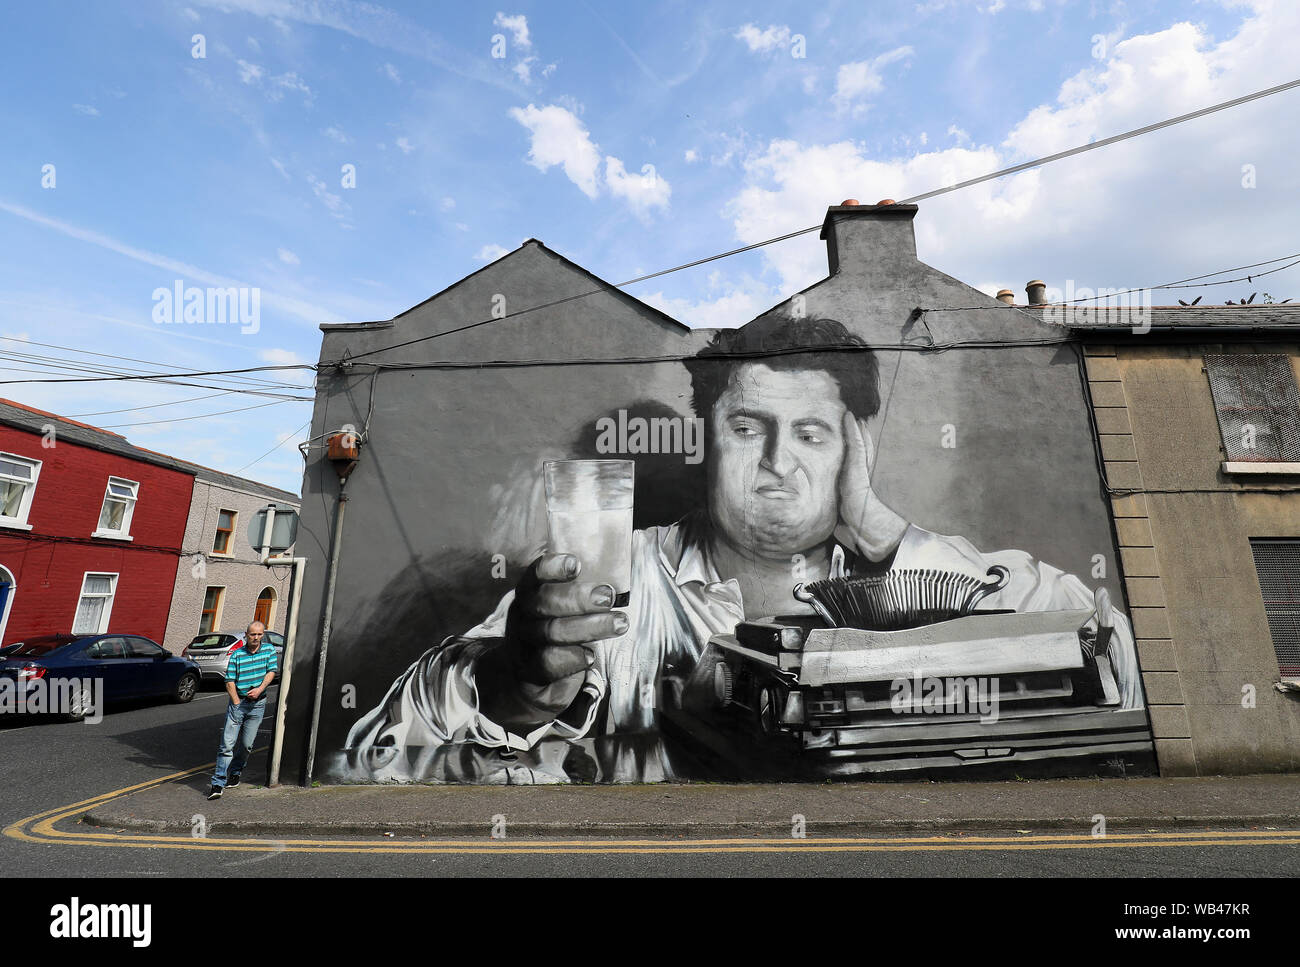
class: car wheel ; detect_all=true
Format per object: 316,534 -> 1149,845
173,672 -> 198,704
61,683 -> 90,723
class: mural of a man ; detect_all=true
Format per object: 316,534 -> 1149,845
339,315 -> 1143,783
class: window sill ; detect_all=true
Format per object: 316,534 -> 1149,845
1222,461 -> 1300,475
0,519 -> 33,531
209,551 -> 234,558
91,531 -> 134,542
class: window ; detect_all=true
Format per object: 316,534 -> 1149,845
1250,540 -> 1300,679
94,477 -> 139,539
1205,354 -> 1300,469
199,586 -> 224,635
86,637 -> 127,660
126,637 -> 167,658
213,509 -> 236,554
0,452 -> 41,529
254,586 -> 275,627
72,574 -> 118,635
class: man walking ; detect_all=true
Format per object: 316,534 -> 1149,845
208,621 -> 278,800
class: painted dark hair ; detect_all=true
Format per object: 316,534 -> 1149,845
683,314 -> 880,421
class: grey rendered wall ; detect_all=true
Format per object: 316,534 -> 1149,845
277,213 -> 1140,783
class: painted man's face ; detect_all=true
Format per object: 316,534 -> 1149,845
707,363 -> 847,560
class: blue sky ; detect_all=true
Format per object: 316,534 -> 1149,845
1,0 -> 1296,494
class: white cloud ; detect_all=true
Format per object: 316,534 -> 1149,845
513,56 -> 539,84
268,71 -> 313,104
322,125 -> 349,143
0,199 -> 342,324
183,7 -> 199,20
508,103 -> 673,215
382,62 -> 400,84
270,157 -> 289,179
247,35 -> 261,51
236,60 -> 264,84
307,174 -> 351,226
684,148 -> 699,163
832,46 -> 913,110
508,103 -> 602,198
72,104 -> 100,116
723,4 -> 1300,307
641,272 -> 778,329
981,0 -> 1006,13
277,248 -> 300,265
395,136 -> 414,153
734,23 -> 792,53
493,12 -> 531,49
604,157 -> 671,217
476,243 -> 510,261
440,196 -> 456,211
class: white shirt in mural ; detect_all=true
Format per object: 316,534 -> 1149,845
336,513 -> 1143,784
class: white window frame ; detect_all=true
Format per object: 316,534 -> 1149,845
92,476 -> 139,541
72,572 -> 118,635
0,451 -> 41,531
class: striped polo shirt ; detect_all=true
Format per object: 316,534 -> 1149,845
226,643 -> 278,697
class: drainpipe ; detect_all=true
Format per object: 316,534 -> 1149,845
304,431 -> 360,786
267,553 -> 306,787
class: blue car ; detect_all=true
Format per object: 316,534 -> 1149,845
0,633 -> 202,722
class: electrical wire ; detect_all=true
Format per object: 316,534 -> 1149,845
331,78 -> 1300,366
0,362 -> 315,386
65,391 -> 236,417
96,398 -> 307,429
234,420 -> 313,475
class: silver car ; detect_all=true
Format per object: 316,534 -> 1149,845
181,629 -> 285,685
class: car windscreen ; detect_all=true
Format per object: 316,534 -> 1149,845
7,638 -> 74,657
188,634 -> 238,650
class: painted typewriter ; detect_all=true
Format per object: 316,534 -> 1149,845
662,564 -> 1154,778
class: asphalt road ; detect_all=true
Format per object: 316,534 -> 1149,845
1,686 -> 1298,879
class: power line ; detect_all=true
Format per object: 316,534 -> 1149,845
96,398 -> 308,429
0,362 -> 315,386
65,391 -> 236,417
234,420 -> 313,475
334,78 -> 1300,365
0,335 -> 312,389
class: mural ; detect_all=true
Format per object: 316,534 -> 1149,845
333,314 -> 1155,783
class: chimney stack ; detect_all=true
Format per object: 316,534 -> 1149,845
1026,280 -> 1048,305
820,199 -> 918,278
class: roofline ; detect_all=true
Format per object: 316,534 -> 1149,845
318,238 -> 690,337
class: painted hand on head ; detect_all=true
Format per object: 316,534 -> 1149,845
834,411 -> 910,562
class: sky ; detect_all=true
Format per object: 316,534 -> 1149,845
1,0 -> 1297,495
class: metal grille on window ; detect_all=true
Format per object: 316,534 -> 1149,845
1250,539 -> 1300,678
1205,354 -> 1300,462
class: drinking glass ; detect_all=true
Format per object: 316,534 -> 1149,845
543,460 -> 634,606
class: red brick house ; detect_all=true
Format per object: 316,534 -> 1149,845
0,399 -> 196,646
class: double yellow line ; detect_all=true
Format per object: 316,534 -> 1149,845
8,762 -> 1300,855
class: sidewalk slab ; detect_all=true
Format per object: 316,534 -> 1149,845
82,774 -> 1300,837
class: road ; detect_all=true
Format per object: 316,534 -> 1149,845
1,686 -> 1298,878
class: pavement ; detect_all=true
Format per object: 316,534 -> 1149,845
82,771 -> 1300,838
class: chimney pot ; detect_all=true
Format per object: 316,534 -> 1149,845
840,198 -> 860,207
875,198 -> 897,206
1026,280 -> 1047,305
996,289 -> 1015,305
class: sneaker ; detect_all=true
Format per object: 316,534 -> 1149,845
228,773 -> 241,788
207,785 -> 223,800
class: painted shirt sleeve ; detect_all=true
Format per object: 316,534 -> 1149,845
891,525 -> 1143,709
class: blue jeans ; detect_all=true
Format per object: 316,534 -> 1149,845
212,696 -> 266,788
